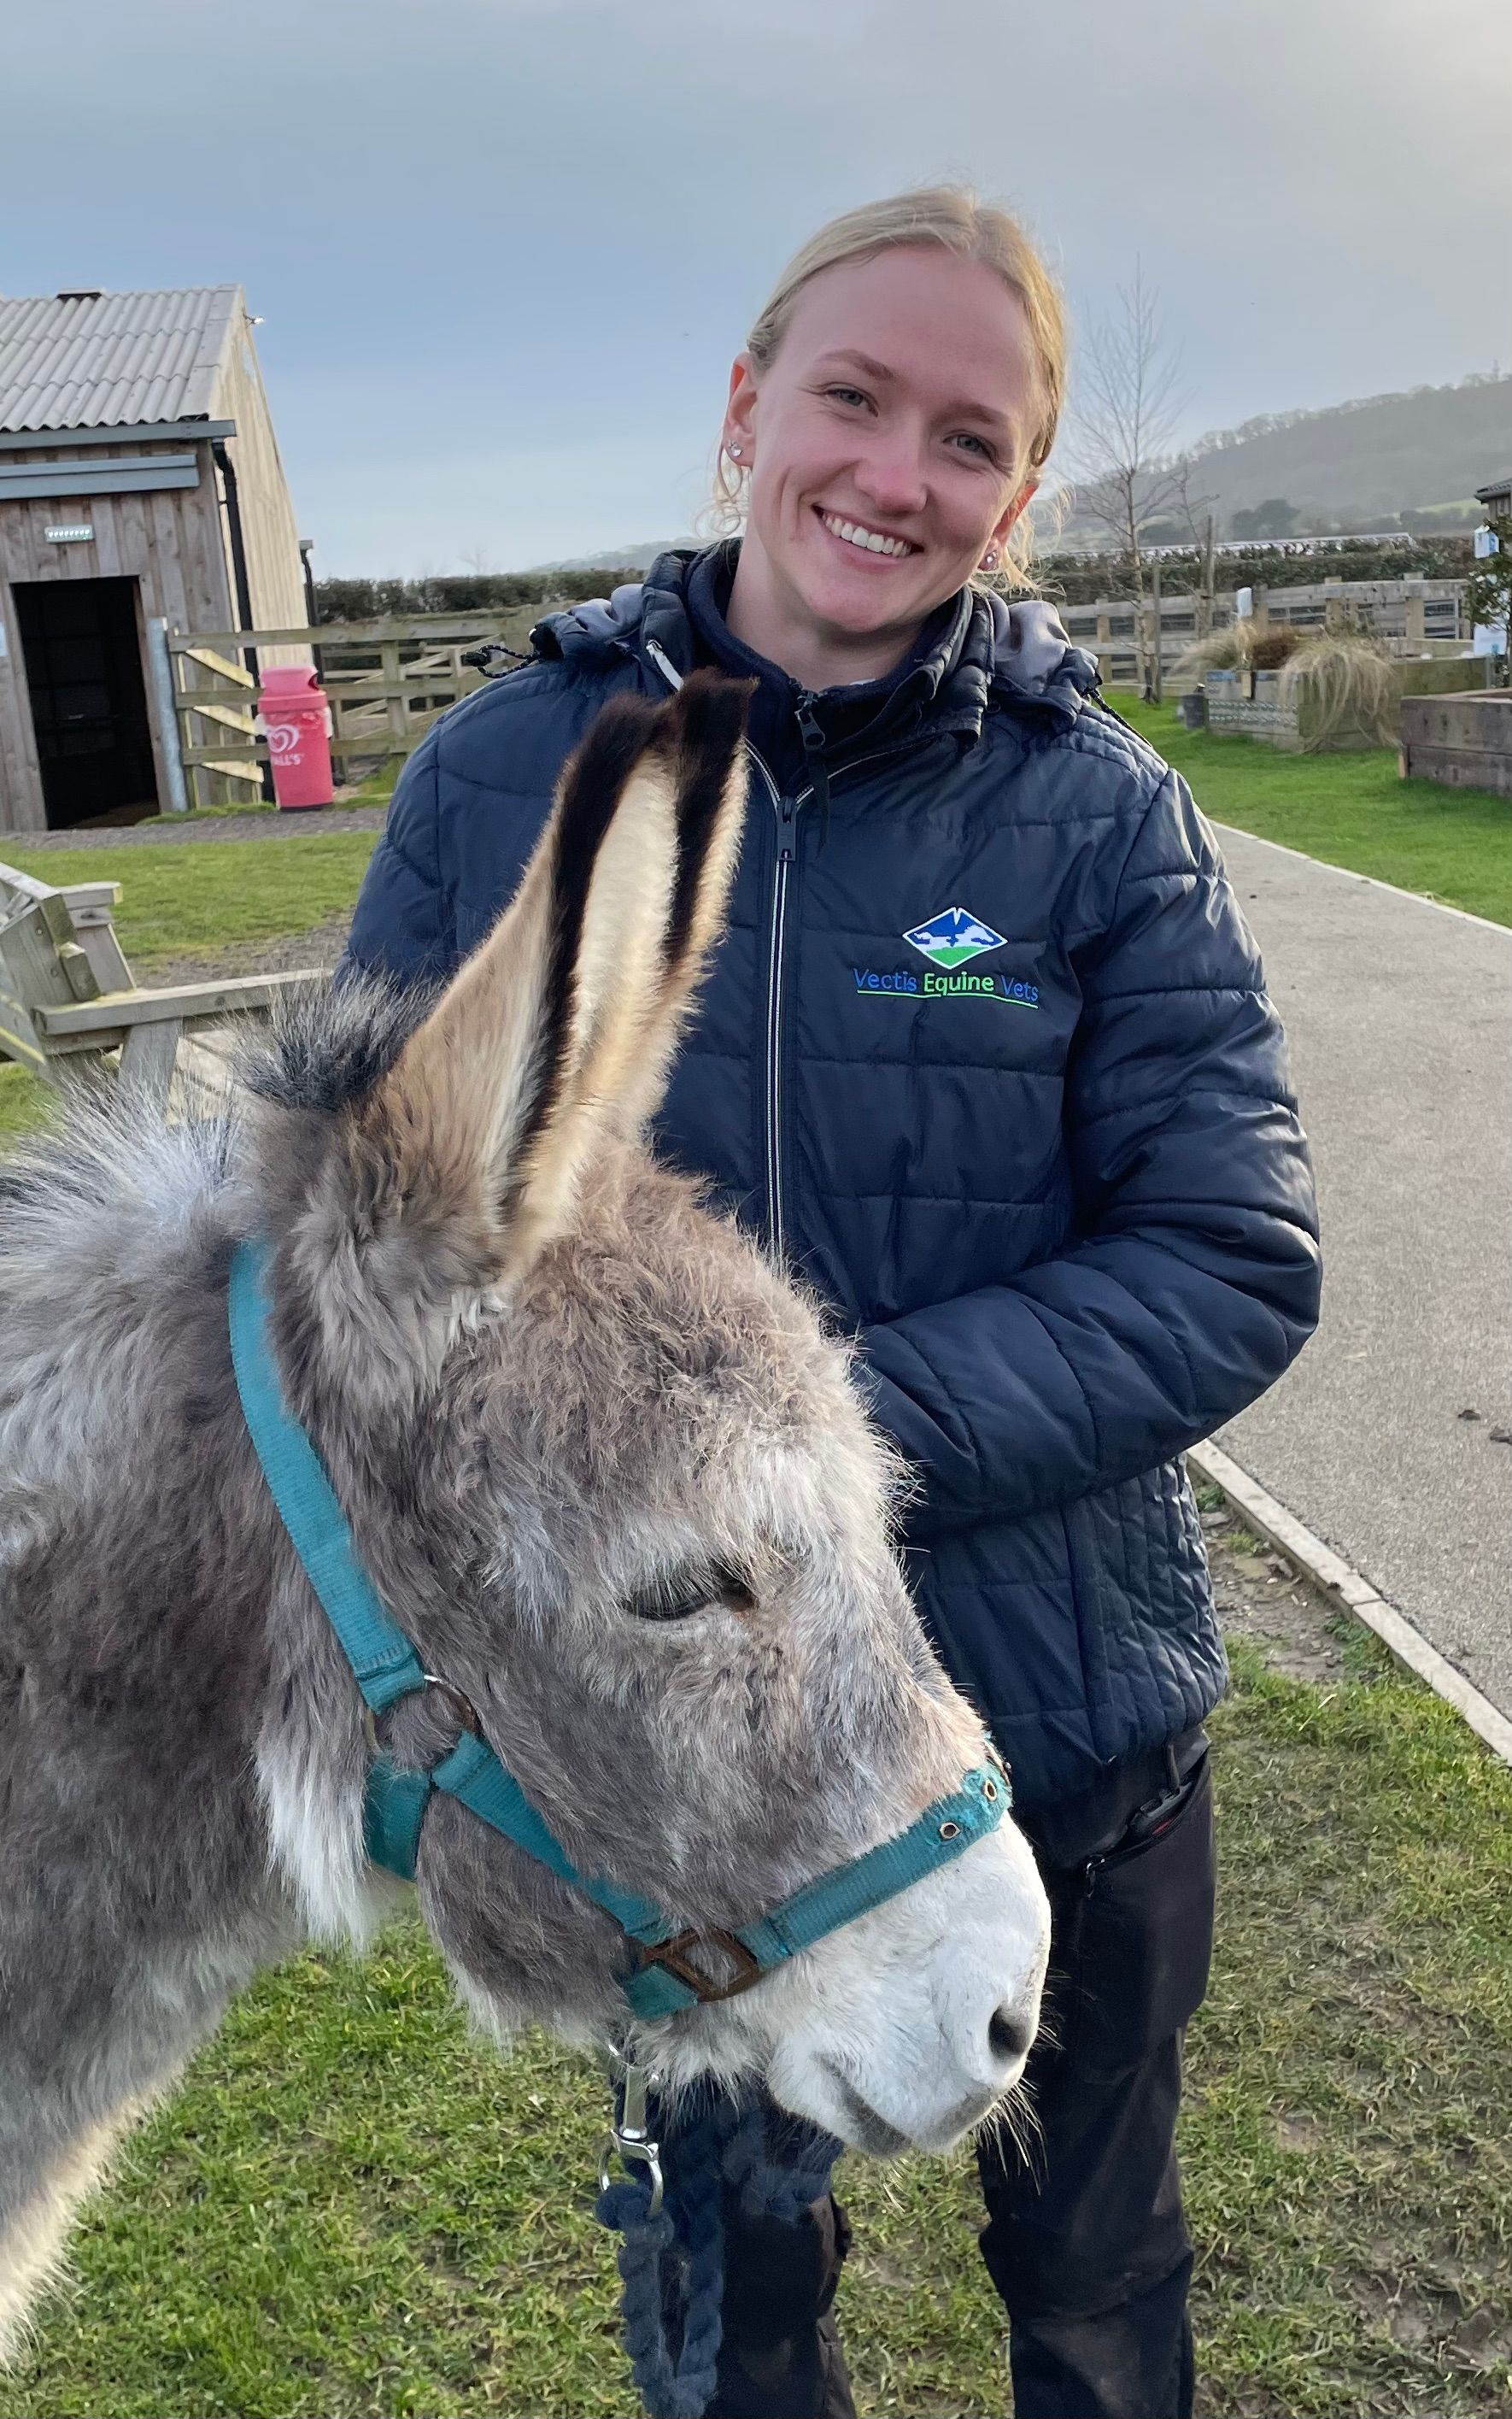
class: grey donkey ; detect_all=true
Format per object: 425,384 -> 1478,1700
0,671 -> 1050,2357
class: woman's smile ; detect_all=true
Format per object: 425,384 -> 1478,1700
812,506 -> 922,562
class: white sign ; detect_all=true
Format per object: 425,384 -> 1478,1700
1234,585 -> 1253,620
1474,523 -> 1501,560
44,523 -> 93,543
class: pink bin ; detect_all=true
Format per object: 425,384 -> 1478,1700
257,666 -> 335,810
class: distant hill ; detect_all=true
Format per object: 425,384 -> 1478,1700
1062,373 -> 1511,539
523,538 -> 694,574
528,378 -> 1512,566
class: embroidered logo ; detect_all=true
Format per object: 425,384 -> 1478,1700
903,905 -> 1008,969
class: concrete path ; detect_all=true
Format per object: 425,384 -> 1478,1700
1,804 -> 388,849
1210,825 -> 1512,1715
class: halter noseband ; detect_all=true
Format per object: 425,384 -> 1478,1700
228,1237 -> 1010,2022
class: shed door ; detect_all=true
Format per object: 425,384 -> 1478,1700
13,577 -> 158,830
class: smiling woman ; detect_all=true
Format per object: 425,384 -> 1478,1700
340,180 -> 1322,2419
706,191 -> 1065,690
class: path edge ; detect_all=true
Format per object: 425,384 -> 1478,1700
1187,1438 -> 1512,1768
1208,817 -> 1511,934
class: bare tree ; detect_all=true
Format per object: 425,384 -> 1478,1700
1067,266 -> 1190,697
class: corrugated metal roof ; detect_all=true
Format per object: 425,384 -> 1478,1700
0,285 -> 243,434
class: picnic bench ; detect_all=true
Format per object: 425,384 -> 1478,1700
0,860 -> 321,1112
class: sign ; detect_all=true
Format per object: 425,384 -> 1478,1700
1234,586 -> 1253,620
1474,523 -> 1501,560
44,523 -> 93,543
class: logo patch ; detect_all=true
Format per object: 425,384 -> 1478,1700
904,905 -> 1007,969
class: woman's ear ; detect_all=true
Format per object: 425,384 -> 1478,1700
990,476 -> 1039,555
724,351 -> 759,461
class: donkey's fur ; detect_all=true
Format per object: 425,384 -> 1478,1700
0,675 -> 1048,2357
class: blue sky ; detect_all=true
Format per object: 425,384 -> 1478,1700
8,0 -> 1507,571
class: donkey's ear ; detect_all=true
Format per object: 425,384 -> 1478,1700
366,671 -> 752,1283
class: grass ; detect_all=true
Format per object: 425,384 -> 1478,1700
2,1641 -> 1507,2419
1114,696 -> 1512,925
0,831 -> 377,1146
0,835 -> 378,974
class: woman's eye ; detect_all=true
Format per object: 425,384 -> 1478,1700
626,1565 -> 756,1622
825,385 -> 870,410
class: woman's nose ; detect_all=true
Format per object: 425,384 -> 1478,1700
853,441 -> 929,519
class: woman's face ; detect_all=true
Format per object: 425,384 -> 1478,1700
725,247 -> 1041,657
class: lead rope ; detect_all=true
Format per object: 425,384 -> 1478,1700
596,2077 -> 841,2419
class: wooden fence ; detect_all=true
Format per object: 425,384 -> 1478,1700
1061,578 -> 1468,685
166,611 -> 538,809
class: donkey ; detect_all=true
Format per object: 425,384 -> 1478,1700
0,672 -> 1049,2356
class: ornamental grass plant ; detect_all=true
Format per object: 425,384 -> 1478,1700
1278,631 -> 1400,751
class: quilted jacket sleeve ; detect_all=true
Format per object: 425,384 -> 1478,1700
859,765 -> 1322,1531
342,731 -> 455,985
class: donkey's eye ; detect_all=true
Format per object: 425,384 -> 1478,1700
626,1564 -> 756,1622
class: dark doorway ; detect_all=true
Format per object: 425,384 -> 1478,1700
14,578 -> 159,830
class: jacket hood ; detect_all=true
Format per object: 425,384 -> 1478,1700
531,546 -> 1099,732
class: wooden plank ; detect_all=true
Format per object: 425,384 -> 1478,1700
0,863 -> 120,913
119,1017 -> 184,1105
180,644 -> 255,688
179,732 -> 428,766
173,694 -> 255,737
167,610 -> 530,651
36,970 -> 319,1036
0,893 -> 100,1007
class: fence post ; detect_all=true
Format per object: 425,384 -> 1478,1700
1150,557 -> 1163,704
145,619 -> 190,815
383,640 -> 408,742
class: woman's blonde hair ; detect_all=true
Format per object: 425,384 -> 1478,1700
700,184 -> 1065,592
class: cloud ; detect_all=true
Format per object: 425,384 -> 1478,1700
6,0 -> 1507,568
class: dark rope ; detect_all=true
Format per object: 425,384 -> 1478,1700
596,2087 -> 842,2419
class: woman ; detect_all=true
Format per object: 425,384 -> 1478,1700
343,188 -> 1322,2419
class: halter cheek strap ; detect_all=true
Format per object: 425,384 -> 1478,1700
228,1236 -> 1010,2021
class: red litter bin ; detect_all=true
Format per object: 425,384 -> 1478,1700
257,666 -> 335,810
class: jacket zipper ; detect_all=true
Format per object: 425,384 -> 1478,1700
645,637 -> 936,1258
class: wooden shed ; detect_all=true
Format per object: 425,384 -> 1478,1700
0,286 -> 307,832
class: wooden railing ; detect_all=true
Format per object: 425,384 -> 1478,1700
1060,578 -> 1468,685
165,610 -> 541,809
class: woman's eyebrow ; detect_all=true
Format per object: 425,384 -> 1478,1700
813,349 -> 1015,433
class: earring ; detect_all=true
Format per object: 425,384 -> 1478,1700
982,547 -> 999,571
727,443 -> 743,459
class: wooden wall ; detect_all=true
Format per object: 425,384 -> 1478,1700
213,327 -> 310,669
0,440 -> 234,832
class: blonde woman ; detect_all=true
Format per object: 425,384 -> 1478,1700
344,189 -> 1321,2418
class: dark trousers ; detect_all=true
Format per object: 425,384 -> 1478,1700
706,1730 -> 1216,2419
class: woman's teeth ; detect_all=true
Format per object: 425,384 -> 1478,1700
819,512 -> 917,558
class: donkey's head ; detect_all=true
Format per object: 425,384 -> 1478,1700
242,674 -> 1048,2155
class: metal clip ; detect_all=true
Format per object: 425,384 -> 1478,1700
598,2047 -> 665,2216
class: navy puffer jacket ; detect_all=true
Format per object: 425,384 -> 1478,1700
343,545 -> 1322,1811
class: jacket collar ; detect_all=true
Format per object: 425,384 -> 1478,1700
531,543 -> 1099,744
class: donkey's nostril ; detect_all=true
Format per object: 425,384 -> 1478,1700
988,2005 -> 1034,2065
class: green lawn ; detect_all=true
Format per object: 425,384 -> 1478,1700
0,834 -> 377,973
1115,697 -> 1512,926
0,831 -> 377,1144
2,1630 -> 1507,2419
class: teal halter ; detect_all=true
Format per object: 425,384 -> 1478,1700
228,1236 -> 1010,2022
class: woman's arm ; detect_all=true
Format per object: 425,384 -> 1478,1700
342,733 -> 454,986
859,765 -> 1322,1529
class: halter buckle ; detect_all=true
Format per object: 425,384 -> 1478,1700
636,1926 -> 764,2003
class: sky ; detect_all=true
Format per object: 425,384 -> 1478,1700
6,0 -> 1508,572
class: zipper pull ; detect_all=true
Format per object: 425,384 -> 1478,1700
774,790 -> 799,863
793,690 -> 831,845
